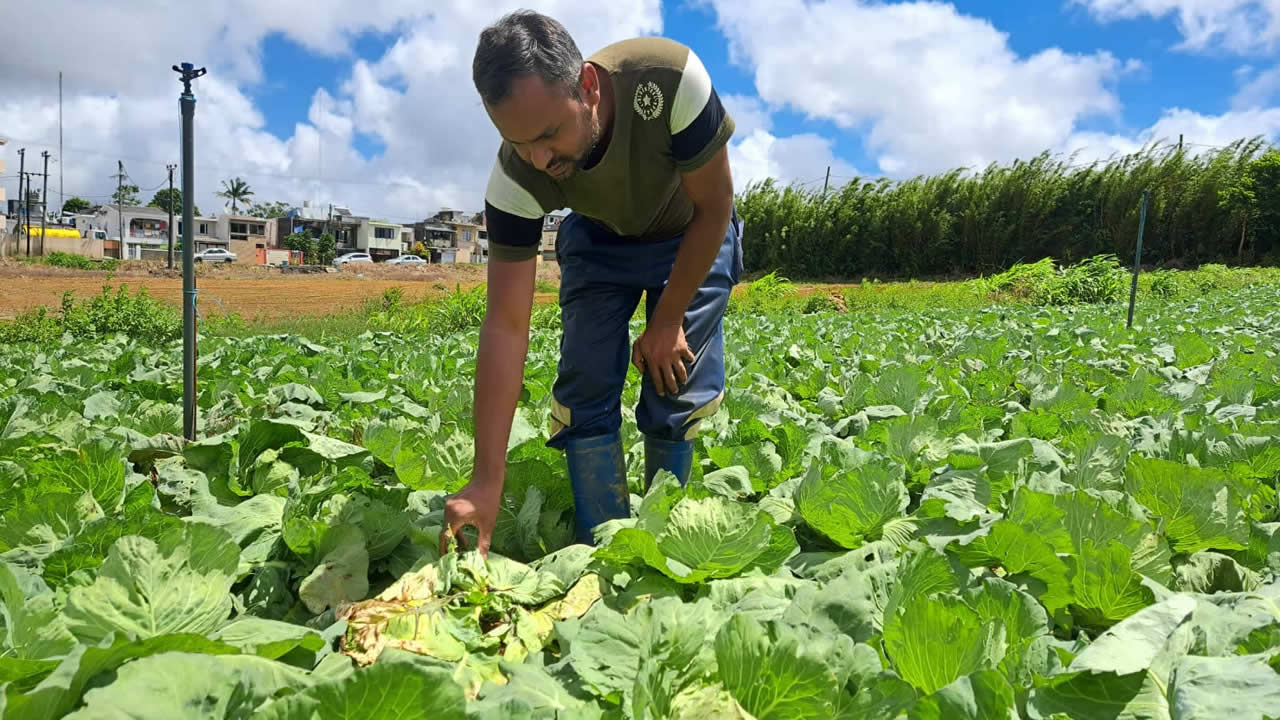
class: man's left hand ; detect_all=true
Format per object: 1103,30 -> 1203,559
633,321 -> 695,397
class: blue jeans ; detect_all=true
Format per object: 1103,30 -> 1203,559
546,209 -> 744,449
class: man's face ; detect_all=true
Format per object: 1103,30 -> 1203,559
485,67 -> 601,181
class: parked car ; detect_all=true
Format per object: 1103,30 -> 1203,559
386,254 -> 427,265
193,248 -> 236,263
333,252 -> 374,266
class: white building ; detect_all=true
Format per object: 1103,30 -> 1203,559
96,205 -> 222,260
356,218 -> 404,261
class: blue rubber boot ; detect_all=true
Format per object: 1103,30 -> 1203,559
644,435 -> 695,489
566,432 -> 631,545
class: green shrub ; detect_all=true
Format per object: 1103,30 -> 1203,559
379,286 -> 405,312
0,306 -> 64,344
0,284 -> 181,345
729,270 -> 801,315
44,251 -> 116,271
975,255 -> 1128,306
1190,263 -> 1233,292
61,284 -> 182,342
367,284 -> 489,336
802,292 -> 840,314
201,312 -> 249,336
977,258 -> 1057,300
1047,254 -> 1128,305
1147,269 -> 1183,298
45,251 -> 95,270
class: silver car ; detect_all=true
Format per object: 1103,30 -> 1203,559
387,254 -> 427,265
193,248 -> 237,263
333,252 -> 373,266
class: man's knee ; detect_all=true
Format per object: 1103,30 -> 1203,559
547,348 -> 630,449
636,325 -> 726,441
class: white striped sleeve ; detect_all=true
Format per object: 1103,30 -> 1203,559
484,159 -> 544,220
670,48 -> 713,135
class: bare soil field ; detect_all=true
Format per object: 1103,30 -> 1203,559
0,260 -> 562,320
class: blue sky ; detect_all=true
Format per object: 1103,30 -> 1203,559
241,0 -> 1279,190
5,1 -> 1280,218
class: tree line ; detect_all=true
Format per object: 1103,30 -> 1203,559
60,176 -> 291,220
735,137 -> 1280,280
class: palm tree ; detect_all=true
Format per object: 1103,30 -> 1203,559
217,177 -> 254,213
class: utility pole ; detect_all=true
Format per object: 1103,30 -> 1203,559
166,164 -> 176,269
174,61 -> 207,441
114,160 -> 126,258
25,172 -> 38,256
1178,134 -> 1183,152
39,151 -> 50,255
16,149 -> 25,249
822,165 -> 831,197
59,71 -> 64,219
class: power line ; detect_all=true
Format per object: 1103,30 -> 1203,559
3,134 -> 437,191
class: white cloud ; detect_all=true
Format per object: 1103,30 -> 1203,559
1060,106 -> 1280,166
721,94 -> 773,137
1232,64 -> 1280,109
729,129 -> 858,191
705,0 -> 1129,178
0,1 -> 661,223
718,93 -> 859,190
1072,0 -> 1280,54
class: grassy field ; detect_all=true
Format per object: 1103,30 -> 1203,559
0,257 -> 552,322
4,253 -> 1277,341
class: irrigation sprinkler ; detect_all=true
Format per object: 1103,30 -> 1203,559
174,62 -> 206,441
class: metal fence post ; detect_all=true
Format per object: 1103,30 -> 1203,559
1127,189 -> 1150,329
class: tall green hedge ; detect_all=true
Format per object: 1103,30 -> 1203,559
735,138 -> 1280,279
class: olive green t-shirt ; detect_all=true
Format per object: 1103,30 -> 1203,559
482,36 -> 736,261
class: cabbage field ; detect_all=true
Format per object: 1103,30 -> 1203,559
2,282 -> 1280,719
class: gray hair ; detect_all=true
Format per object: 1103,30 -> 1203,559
472,10 -> 584,107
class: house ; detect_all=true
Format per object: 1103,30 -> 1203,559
410,209 -> 486,263
356,218 -> 404,261
444,210 -> 482,263
216,214 -> 276,260
400,228 -> 415,254
474,211 -> 489,264
540,211 -> 568,261
0,138 -> 6,213
276,201 -> 362,255
96,205 -> 223,260
412,219 -> 455,249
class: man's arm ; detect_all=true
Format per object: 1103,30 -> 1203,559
635,145 -> 735,395
652,145 -> 734,328
441,254 -> 537,556
441,157 -> 546,556
633,45 -> 736,395
473,254 -> 538,487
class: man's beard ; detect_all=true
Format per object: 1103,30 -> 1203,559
547,108 -> 601,179
574,114 -> 602,170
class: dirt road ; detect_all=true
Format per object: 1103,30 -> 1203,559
0,260 -> 562,320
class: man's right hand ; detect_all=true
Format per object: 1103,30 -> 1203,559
440,480 -> 502,557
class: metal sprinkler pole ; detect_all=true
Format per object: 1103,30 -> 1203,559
1126,189 -> 1150,329
174,62 -> 206,441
